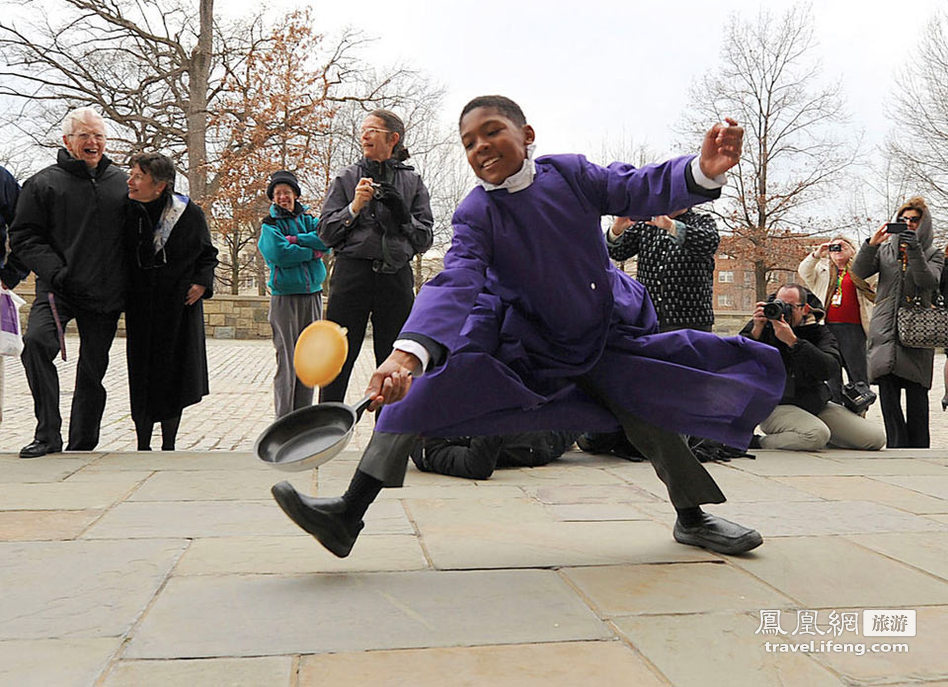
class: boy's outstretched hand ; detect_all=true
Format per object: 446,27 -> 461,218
365,350 -> 419,411
699,117 -> 743,178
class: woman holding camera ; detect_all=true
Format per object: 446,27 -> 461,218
852,197 -> 944,448
317,110 -> 434,403
798,236 -> 875,403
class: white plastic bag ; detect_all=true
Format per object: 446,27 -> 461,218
0,286 -> 25,357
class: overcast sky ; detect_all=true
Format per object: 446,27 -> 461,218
225,0 -> 943,161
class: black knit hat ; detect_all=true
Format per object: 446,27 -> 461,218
266,170 -> 301,200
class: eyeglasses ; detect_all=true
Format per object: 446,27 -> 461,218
898,215 -> 921,224
360,127 -> 390,137
68,132 -> 106,142
790,303 -> 806,309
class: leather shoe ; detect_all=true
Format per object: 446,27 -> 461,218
674,512 -> 763,555
19,440 -> 62,459
271,481 -> 363,558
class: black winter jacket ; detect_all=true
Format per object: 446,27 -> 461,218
740,315 -> 842,415
318,157 -> 433,273
10,149 -> 128,312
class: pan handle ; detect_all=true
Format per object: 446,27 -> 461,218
352,395 -> 374,422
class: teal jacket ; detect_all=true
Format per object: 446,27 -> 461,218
258,202 -> 329,295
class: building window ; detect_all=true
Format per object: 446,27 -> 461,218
744,271 -> 753,284
718,294 -> 734,307
719,271 -> 734,283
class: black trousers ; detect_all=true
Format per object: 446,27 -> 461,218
21,289 -> 119,450
320,256 -> 415,403
826,322 -> 868,403
357,377 -> 725,510
876,373 -> 929,448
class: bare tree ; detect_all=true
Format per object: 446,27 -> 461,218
678,6 -> 857,299
0,0 -> 235,204
886,10 -> 948,237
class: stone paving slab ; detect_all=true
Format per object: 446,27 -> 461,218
775,475 -> 948,515
845,531 -> 948,581
0,540 -> 185,639
125,570 -> 613,659
874,475 -> 948,501
0,480 -> 137,510
0,454 -> 95,483
727,536 -> 948,608
807,606 -> 948,685
297,641 -> 669,687
613,612 -> 844,687
407,497 -> 714,569
101,656 -> 294,687
0,638 -> 123,687
0,510 -> 103,541
175,534 -> 428,575
563,561 -> 794,616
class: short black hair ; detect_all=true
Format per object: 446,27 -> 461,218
128,152 -> 175,193
459,95 -> 527,129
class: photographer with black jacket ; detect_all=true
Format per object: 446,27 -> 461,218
740,284 -> 885,451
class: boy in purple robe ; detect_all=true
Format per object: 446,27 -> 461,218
272,95 -> 785,558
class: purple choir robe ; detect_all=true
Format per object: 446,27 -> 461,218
375,154 -> 785,449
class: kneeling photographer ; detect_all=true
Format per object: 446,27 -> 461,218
740,284 -> 885,451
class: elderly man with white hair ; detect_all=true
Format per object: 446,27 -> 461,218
10,107 -> 129,458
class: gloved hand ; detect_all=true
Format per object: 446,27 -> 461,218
899,230 -> 920,250
375,181 -> 411,226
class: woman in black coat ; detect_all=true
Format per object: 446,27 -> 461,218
126,152 -> 218,450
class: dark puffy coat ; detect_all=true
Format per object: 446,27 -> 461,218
851,209 -> 943,387
126,195 -> 218,422
10,149 -> 128,312
318,157 -> 433,273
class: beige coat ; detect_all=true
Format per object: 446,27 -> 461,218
798,253 -> 876,336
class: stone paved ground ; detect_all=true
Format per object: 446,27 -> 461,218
2,339 -> 948,686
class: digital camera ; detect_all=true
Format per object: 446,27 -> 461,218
886,222 -> 908,234
763,299 -> 794,321
828,244 -> 843,252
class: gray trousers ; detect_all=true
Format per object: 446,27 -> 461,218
357,376 -> 725,509
759,402 -> 886,451
269,293 -> 322,419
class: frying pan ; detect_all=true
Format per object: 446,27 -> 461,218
254,395 -> 373,471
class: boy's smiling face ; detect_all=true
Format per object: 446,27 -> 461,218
460,107 -> 535,185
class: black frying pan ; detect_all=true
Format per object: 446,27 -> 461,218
254,396 -> 373,471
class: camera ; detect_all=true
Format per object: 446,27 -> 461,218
762,299 -> 793,321
886,222 -> 908,234
828,244 -> 843,252
369,181 -> 384,199
841,381 -> 877,415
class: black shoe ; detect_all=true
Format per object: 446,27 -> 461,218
942,395 -> 948,412
673,512 -> 763,555
270,481 -> 364,558
19,440 -> 62,459
748,434 -> 763,450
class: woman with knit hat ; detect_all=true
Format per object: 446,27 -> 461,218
258,170 -> 330,419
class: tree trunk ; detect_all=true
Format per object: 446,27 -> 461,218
186,0 -> 213,205
755,260 -> 769,301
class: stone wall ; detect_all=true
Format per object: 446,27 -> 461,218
11,285 -> 273,340
10,281 -> 751,340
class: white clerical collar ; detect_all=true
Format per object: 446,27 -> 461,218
476,144 -> 537,193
